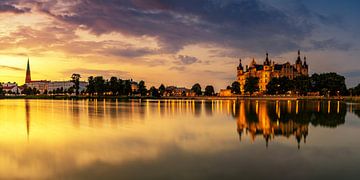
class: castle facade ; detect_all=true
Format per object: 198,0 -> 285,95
237,50 -> 309,93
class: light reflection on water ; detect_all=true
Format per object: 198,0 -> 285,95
0,99 -> 359,179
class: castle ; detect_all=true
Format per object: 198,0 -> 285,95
237,50 -> 309,93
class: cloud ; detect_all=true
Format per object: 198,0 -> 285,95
62,68 -> 129,79
169,66 -> 186,72
0,65 -> 24,71
309,39 -> 353,51
175,55 -> 199,65
0,4 -> 30,14
34,0 -> 318,54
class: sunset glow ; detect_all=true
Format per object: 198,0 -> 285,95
0,0 -> 359,89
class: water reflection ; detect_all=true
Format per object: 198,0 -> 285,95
0,99 -> 359,179
234,100 -> 346,149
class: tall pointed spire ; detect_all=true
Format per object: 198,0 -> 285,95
296,50 -> 302,64
264,52 -> 270,65
25,58 -> 31,84
237,58 -> 244,70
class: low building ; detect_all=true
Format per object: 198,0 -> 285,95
219,89 -> 232,97
26,80 -> 88,94
1,82 -> 22,94
164,86 -> 194,96
26,80 -> 51,93
131,81 -> 139,93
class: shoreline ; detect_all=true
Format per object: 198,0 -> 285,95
1,95 -> 359,101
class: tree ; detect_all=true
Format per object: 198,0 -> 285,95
87,76 -> 95,96
123,80 -> 132,96
71,73 -> 81,96
293,75 -> 311,95
266,77 -> 293,95
117,78 -> 124,95
204,85 -> 215,96
311,73 -> 347,96
159,84 -> 166,96
244,77 -> 259,95
67,87 -> 75,95
149,86 -> 160,97
109,77 -> 118,95
138,80 -> 147,96
23,87 -> 32,95
191,83 -> 202,96
350,83 -> 360,96
94,76 -> 105,95
231,81 -> 241,94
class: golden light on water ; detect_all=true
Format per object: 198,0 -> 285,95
0,99 -> 353,179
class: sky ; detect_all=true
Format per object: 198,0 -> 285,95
0,0 -> 359,90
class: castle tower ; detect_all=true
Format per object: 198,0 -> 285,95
25,58 -> 31,84
295,50 -> 303,73
264,52 -> 270,66
237,59 -> 244,72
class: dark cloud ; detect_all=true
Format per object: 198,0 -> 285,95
0,65 -> 24,71
309,39 -> 352,51
176,55 -> 199,65
105,47 -> 157,58
35,0 -> 316,54
62,68 -> 129,78
0,4 -> 29,13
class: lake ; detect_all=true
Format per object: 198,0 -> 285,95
0,99 -> 359,179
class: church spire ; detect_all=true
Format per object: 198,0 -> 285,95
25,58 -> 31,84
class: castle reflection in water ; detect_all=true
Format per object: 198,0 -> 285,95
234,100 -> 346,148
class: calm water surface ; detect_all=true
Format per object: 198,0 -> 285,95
0,99 -> 360,179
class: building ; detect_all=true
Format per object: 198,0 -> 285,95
25,58 -> 31,84
1,82 -> 22,94
237,50 -> 309,93
24,58 -> 88,93
164,86 -> 195,96
219,89 -> 232,96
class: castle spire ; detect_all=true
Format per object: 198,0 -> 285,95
303,56 -> 308,67
237,58 -> 244,70
264,52 -> 270,65
296,50 -> 302,64
25,58 -> 31,84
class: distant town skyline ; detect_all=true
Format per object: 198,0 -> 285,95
0,0 -> 359,89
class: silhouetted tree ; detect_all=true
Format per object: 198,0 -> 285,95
159,84 -> 166,96
204,85 -> 215,96
138,80 -> 147,96
117,78 -> 124,95
231,81 -> 241,94
244,77 -> 259,95
109,77 -> 118,95
350,83 -> 360,96
149,86 -> 160,97
87,76 -> 95,95
311,73 -> 347,96
191,83 -> 202,96
124,80 -> 132,96
266,77 -> 293,95
71,73 -> 81,95
293,75 -> 311,95
94,76 -> 105,95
